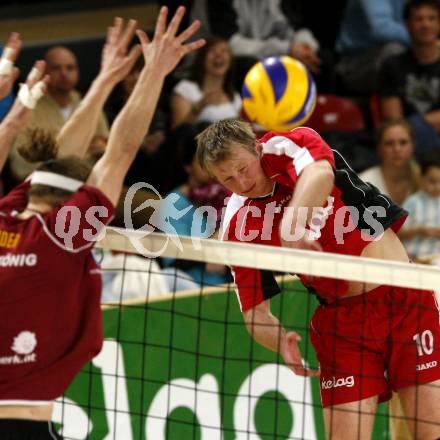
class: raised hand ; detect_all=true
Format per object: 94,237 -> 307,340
281,331 -> 320,377
99,17 -> 143,84
0,33 -> 22,100
7,60 -> 49,127
0,60 -> 49,172
136,6 -> 205,77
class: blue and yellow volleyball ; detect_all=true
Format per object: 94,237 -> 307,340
241,56 -> 317,131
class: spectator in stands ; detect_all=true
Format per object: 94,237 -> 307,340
201,0 -> 335,92
8,45 -> 109,182
359,119 -> 421,205
378,0 -> 440,154
399,150 -> 440,258
158,125 -> 230,287
335,0 -> 410,95
170,36 -> 241,130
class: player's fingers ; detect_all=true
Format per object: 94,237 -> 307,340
0,35 -> 21,78
6,32 -> 20,49
153,6 -> 168,40
293,366 -> 320,377
177,19 -> 202,44
286,331 -> 301,343
166,5 -> 186,37
41,74 -> 50,88
25,60 -> 45,87
136,30 -> 150,47
12,66 -> 20,82
112,17 -> 123,42
119,19 -> 137,52
125,44 -> 142,71
5,33 -> 22,63
106,26 -> 117,46
310,240 -> 322,251
183,38 -> 206,55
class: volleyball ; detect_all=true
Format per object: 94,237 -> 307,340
241,56 -> 317,131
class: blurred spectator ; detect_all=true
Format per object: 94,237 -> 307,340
378,0 -> 440,155
170,36 -> 241,130
158,126 -> 230,287
359,119 -> 421,205
8,45 -> 109,182
96,249 -> 200,302
399,150 -> 440,257
97,250 -> 171,303
335,0 -> 410,95
202,0 -> 335,92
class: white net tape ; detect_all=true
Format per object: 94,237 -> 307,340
97,226 -> 440,292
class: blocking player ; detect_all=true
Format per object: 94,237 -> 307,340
0,8 -> 203,439
196,119 -> 440,440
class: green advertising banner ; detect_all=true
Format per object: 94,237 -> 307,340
53,279 -> 389,439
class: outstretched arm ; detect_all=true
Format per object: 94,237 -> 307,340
87,6 -> 205,206
0,60 -> 48,173
56,18 -> 142,158
243,300 -> 319,377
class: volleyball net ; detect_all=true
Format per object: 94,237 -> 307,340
54,227 -> 440,440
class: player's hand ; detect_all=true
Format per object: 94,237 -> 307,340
0,32 -> 22,100
290,42 -> 321,74
136,6 -> 205,78
99,17 -> 142,84
5,60 -> 49,128
281,331 -> 320,377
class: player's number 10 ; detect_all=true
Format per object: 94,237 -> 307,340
413,330 -> 434,356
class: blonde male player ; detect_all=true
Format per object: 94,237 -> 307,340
197,119 -> 440,440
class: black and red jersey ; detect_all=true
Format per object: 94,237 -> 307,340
0,181 -> 114,403
221,127 -> 407,312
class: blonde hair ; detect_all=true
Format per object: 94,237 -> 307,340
196,119 -> 257,176
377,118 -> 415,146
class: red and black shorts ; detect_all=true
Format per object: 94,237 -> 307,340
310,285 -> 440,407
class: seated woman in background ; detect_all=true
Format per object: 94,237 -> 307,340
359,118 -> 421,205
159,126 -> 230,288
399,150 -> 440,259
170,36 -> 241,130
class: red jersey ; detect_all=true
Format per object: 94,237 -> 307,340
221,127 -> 407,312
0,181 -> 114,403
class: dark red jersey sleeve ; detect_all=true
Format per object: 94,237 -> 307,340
231,266 -> 281,312
0,181 -> 30,213
259,127 -> 335,186
39,185 -> 115,252
222,202 -> 281,312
